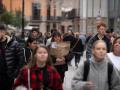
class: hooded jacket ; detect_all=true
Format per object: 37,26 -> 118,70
71,56 -> 120,90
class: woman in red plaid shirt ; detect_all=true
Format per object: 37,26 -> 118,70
13,45 -> 63,90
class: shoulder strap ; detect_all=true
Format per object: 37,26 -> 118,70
108,62 -> 113,90
28,68 -> 31,90
23,48 -> 27,64
70,38 -> 79,52
83,61 -> 113,90
83,60 -> 90,81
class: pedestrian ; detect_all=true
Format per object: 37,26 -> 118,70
86,23 -> 111,60
50,31 -> 68,82
107,37 -> 120,72
13,45 -> 63,90
0,24 -> 24,90
72,40 -> 120,90
23,37 -> 39,65
63,32 -> 84,67
29,28 -> 45,44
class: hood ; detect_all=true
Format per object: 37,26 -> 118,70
5,35 -> 12,44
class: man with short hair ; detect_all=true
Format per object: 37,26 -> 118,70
29,28 -> 44,44
86,23 -> 111,60
0,24 -> 24,90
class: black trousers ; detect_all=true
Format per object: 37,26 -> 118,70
55,64 -> 68,82
0,74 -> 14,90
74,53 -> 83,67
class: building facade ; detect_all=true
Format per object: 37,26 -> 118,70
2,0 -> 120,34
2,0 -> 49,34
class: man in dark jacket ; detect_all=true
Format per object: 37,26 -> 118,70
86,23 -> 111,60
63,34 -> 84,67
0,24 -> 24,90
29,28 -> 45,44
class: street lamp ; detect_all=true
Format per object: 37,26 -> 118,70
21,0 -> 25,38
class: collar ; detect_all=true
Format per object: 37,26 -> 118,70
90,56 -> 106,65
97,34 -> 104,40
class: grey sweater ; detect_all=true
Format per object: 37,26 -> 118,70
71,57 -> 120,90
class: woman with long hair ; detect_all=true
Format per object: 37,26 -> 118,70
14,45 -> 63,90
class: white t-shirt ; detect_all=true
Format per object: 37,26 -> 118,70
46,38 -> 52,46
107,52 -> 120,71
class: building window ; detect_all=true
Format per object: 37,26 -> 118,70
32,3 -> 41,20
62,9 -> 76,19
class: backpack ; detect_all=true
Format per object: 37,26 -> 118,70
83,60 -> 113,90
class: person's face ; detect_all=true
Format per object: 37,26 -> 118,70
54,36 -> 61,42
36,47 -> 48,64
29,41 -> 38,50
32,31 -> 38,37
92,42 -> 107,62
98,26 -> 106,35
113,39 -> 120,53
0,31 -> 5,40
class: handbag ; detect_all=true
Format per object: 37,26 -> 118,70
14,69 -> 31,90
63,67 -> 77,90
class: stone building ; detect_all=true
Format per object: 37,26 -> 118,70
1,0 -> 120,34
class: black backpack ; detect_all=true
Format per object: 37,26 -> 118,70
83,60 -> 113,90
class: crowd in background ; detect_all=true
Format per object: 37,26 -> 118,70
0,22 -> 120,90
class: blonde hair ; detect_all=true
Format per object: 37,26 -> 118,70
92,40 -> 107,49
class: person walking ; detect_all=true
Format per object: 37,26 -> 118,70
0,24 -> 24,90
29,28 -> 45,44
23,38 -> 39,65
50,31 -> 68,82
86,23 -> 111,60
107,37 -> 120,72
72,40 -> 120,90
14,45 -> 63,90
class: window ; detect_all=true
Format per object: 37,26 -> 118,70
62,9 -> 76,19
32,3 -> 41,20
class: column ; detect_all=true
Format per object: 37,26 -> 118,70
80,0 -> 87,34
40,0 -> 47,34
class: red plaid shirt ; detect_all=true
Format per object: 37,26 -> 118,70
14,64 -> 63,90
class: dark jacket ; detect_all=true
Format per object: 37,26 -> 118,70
86,34 -> 111,59
23,47 -> 32,64
63,35 -> 84,65
4,36 -> 25,78
63,35 -> 84,53
29,35 -> 45,44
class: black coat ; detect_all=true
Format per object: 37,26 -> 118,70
4,38 -> 25,78
63,35 -> 84,53
86,34 -> 111,59
23,47 -> 32,64
63,35 -> 84,65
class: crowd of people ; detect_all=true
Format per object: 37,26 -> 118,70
0,22 -> 120,90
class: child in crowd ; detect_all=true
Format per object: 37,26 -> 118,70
14,45 -> 63,90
